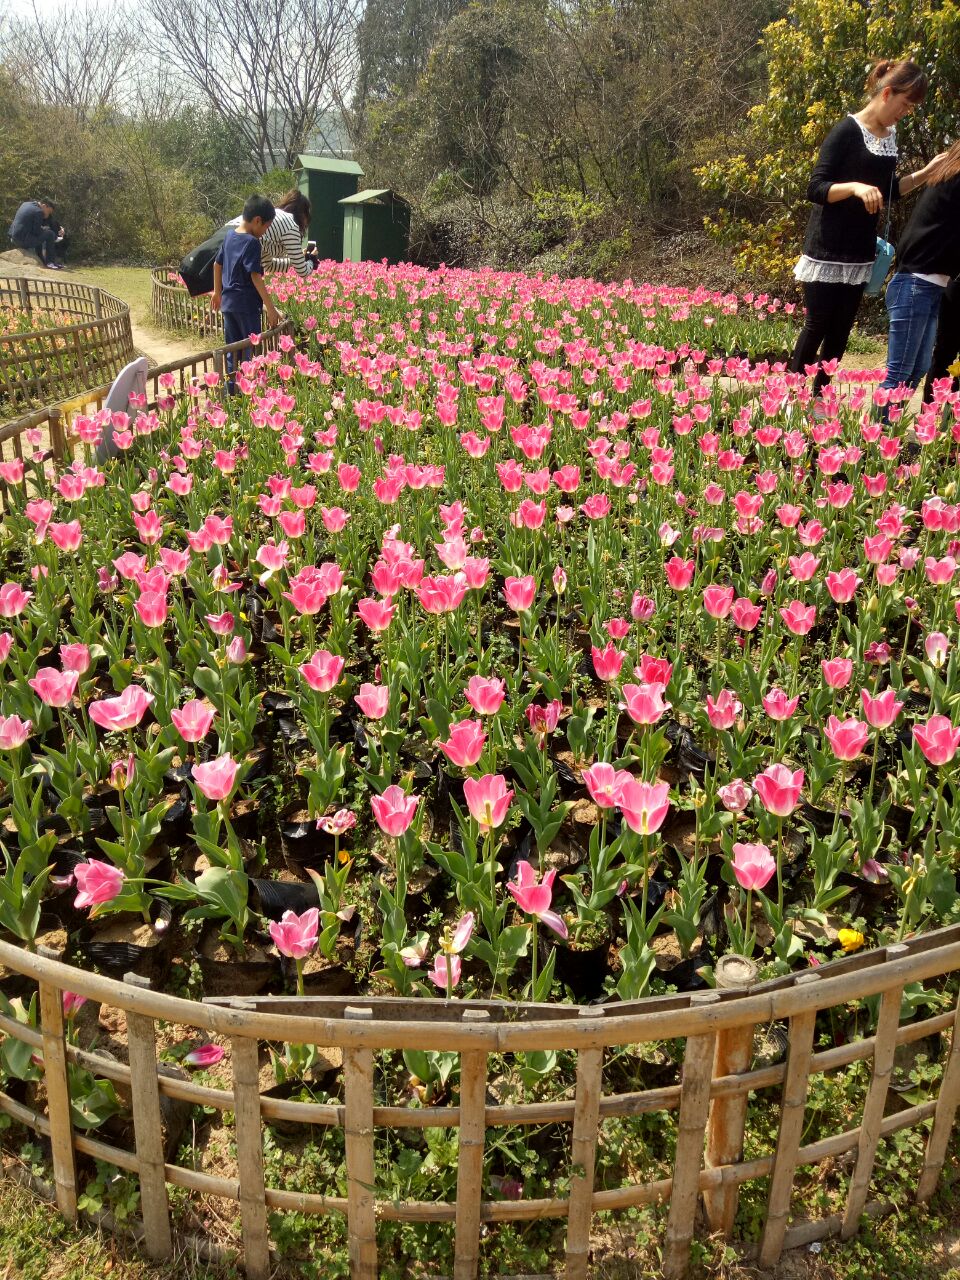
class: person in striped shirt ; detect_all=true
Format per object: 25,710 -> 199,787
228,189 -> 316,277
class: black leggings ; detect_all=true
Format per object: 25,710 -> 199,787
788,280 -> 866,395
922,280 -> 960,403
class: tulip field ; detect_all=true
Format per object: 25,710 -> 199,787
2,261 -> 960,1261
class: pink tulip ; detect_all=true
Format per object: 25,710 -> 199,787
526,700 -> 562,736
706,689 -> 741,730
73,859 -> 125,910
0,714 -> 31,749
582,762 -> 630,809
779,600 -> 816,636
171,699 -> 215,743
463,773 -> 513,831
824,715 -> 869,762
371,785 -> 419,837
355,683 -> 390,719
416,574 -> 469,614
504,575 -> 536,612
192,753 -> 239,802
225,636 -> 247,665
702,585 -> 735,619
89,685 -> 154,732
183,1043 -> 226,1069
356,596 -> 394,631
925,632 -> 949,666
62,992 -> 87,1018
754,763 -> 804,817
860,688 -> 904,730
821,657 -> 853,689
788,552 -> 820,582
507,861 -> 568,938
913,715 -> 960,766
631,593 -> 656,621
464,675 -> 506,716
718,778 -> 753,813
636,655 -> 673,686
731,597 -> 762,631
284,580 -> 327,615
664,556 -> 695,590
925,556 -> 956,586
205,611 -> 235,636
621,682 -> 670,726
438,719 -> 486,768
762,688 -> 799,721
825,568 -> 861,604
618,778 -> 671,835
60,643 -> 91,674
134,591 -> 169,628
592,642 -> 626,682
429,953 -> 462,990
317,808 -> 357,836
28,667 -> 79,708
732,842 -> 776,891
269,908 -> 320,959
300,649 -> 345,693
448,912 -> 475,954
0,583 -> 32,617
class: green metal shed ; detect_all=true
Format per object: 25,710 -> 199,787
339,189 -> 411,265
296,155 -> 364,263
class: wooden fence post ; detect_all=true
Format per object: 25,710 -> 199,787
703,954 -> 759,1237
842,955 -> 906,1238
918,982 -> 960,1202
231,1030 -> 270,1280
37,956 -> 77,1222
123,973 -> 172,1260
453,1009 -> 489,1280
758,971 -> 820,1268
565,1006 -> 605,1280
663,991 -> 720,1280
344,1006 -> 377,1280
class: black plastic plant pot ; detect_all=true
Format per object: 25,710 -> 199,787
279,816 -> 331,877
250,877 -> 320,921
551,928 -> 613,999
74,900 -> 174,984
194,925 -> 281,997
282,955 -> 358,997
159,788 -> 192,842
655,942 -> 713,993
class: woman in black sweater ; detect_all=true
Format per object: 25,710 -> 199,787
788,59 -> 941,396
880,143 -> 960,397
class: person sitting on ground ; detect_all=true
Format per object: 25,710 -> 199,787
8,197 -> 59,268
227,188 -> 317,277
211,193 -> 281,388
42,209 -> 68,268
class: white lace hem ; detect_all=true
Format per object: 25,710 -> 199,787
794,256 -> 873,285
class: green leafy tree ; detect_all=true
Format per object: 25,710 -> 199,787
696,0 -> 960,287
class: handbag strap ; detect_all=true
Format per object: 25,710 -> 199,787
881,165 -> 895,240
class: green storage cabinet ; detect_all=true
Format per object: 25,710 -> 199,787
339,189 -> 411,265
296,155 -> 364,263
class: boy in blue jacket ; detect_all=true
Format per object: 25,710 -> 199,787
211,194 -> 281,385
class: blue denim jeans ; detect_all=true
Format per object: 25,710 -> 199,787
881,272 -> 946,393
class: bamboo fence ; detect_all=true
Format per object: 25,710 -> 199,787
0,316 -> 296,471
1,928 -> 960,1279
151,266 -> 223,339
0,277 -> 134,409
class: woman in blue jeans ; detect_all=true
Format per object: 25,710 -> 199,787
881,142 -> 960,397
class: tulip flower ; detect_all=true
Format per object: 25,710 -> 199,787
429,953 -> 462,991
821,657 -> 853,690
860,688 -> 904,730
28,667 -> 79,708
762,688 -> 799,721
300,649 -> 345,693
913,715 -> 960,767
371,785 -> 418,837
464,675 -> 506,716
60,644 -> 91,675
135,591 -> 169,628
664,556 -> 695,590
718,778 -> 753,813
463,773 -> 513,831
582,762 -> 630,810
592,642 -> 626,682
73,859 -> 125,911
702,584 -> 735,619
779,600 -> 816,636
62,992 -> 87,1019
925,633 -> 949,667
754,763 -> 804,817
89,685 -> 154,732
706,689 -> 741,730
0,714 -> 31,749
732,842 -> 776,891
507,861 -> 568,938
0,583 -> 32,617
269,908 -> 320,993
824,715 -> 869,762
619,778 -> 670,836
355,683 -> 390,719
171,699 -> 215,744
192,753 -> 239,802
356,596 -> 394,630
621,682 -> 670,726
183,1043 -> 226,1069
437,719 -> 486,768
504,575 -> 536,612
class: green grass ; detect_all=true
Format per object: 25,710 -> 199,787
66,266 -> 194,348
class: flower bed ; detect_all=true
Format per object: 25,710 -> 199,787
1,259 -> 959,1273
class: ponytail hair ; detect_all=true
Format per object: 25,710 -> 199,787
865,57 -> 928,104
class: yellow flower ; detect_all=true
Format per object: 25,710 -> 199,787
838,928 -> 865,953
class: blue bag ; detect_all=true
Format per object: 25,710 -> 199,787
865,170 -> 895,297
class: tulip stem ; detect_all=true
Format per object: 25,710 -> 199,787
868,732 -> 880,804
832,764 -> 845,838
295,957 -> 304,997
776,816 -> 784,915
640,833 -> 650,924
530,916 -> 538,998
744,888 -> 753,956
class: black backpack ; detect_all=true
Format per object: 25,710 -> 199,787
178,225 -> 231,297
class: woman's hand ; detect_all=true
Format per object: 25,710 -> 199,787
851,182 -> 884,213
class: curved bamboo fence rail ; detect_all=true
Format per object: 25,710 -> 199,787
2,928 -> 960,1278
151,265 -> 223,338
0,276 -> 134,409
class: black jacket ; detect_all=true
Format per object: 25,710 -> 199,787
895,173 -> 960,278
802,116 -> 900,264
